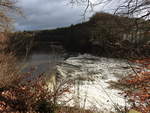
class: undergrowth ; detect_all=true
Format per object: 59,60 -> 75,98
0,53 -> 95,113
109,58 -> 150,113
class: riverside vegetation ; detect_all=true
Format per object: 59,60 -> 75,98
0,12 -> 150,113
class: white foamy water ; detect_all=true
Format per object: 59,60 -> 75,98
56,54 -> 137,113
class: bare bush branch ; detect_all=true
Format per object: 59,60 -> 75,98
0,0 -> 21,32
70,0 -> 150,19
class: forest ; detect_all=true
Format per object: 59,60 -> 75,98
0,0 -> 150,113
10,12 -> 150,58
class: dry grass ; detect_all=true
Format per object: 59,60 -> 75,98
55,106 -> 94,113
0,32 -> 22,88
0,53 -> 21,88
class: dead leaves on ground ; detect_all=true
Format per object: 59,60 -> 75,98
119,58 -> 150,113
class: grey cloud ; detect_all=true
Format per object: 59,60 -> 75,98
15,0 -> 115,31
15,0 -> 87,30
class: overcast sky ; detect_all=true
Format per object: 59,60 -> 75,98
14,0 -> 116,31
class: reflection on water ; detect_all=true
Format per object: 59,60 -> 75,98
18,44 -> 66,75
20,51 -> 66,76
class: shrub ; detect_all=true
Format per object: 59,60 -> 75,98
119,59 -> 150,113
0,53 -> 20,88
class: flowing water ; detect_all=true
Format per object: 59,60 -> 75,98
20,49 -> 138,113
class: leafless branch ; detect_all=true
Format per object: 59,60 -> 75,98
0,0 -> 21,32
70,0 -> 150,20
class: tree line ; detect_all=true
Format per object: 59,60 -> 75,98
10,12 -> 150,58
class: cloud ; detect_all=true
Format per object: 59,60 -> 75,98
14,0 -> 117,31
14,0 -> 87,30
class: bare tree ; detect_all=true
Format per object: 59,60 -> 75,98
70,0 -> 150,45
0,0 -> 21,32
70,0 -> 150,20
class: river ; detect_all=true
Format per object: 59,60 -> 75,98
20,47 -> 138,113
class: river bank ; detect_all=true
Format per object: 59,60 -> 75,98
0,49 -> 149,113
